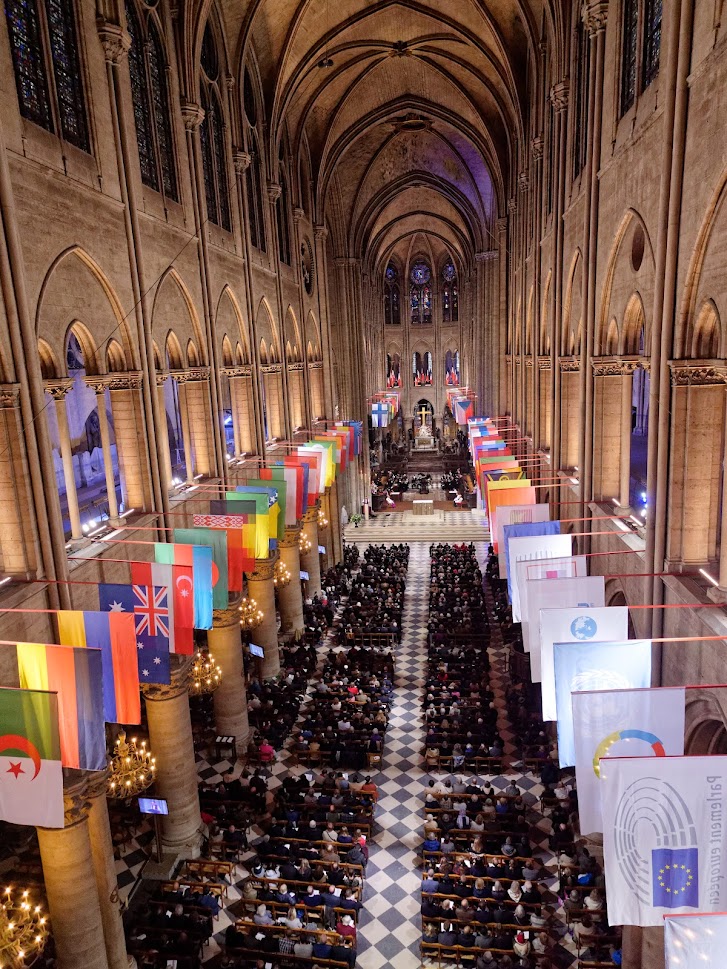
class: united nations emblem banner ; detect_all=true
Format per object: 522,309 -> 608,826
602,755 -> 727,926
573,686 -> 686,835
665,913 -> 727,968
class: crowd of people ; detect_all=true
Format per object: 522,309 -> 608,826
337,544 -> 409,640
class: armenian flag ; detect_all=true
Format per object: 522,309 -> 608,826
0,686 -> 64,827
16,643 -> 106,771
154,542 -> 214,630
57,610 -> 140,724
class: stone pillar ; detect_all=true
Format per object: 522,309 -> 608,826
156,375 -> 174,493
288,366 -> 305,430
209,606 -> 249,746
37,778 -> 109,969
228,375 -> 242,456
537,359 -> 552,450
142,658 -> 202,853
592,361 -> 625,502
228,372 -> 256,455
246,555 -> 280,678
263,369 -> 285,439
560,362 -> 581,470
86,379 -> 120,523
328,480 -> 343,565
619,363 -> 638,509
108,373 -> 153,512
309,364 -> 325,421
0,383 -> 34,573
183,372 -> 213,477
174,376 -> 195,483
277,526 -> 304,635
300,505 -> 321,595
714,380 -> 727,594
46,379 -> 82,540
86,772 -> 134,969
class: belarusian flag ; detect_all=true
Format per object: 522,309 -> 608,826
0,687 -> 64,827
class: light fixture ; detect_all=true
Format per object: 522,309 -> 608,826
273,560 -> 292,588
299,534 -> 312,554
239,597 -> 264,630
317,509 -> 328,528
0,886 -> 48,968
317,56 -> 334,68
700,568 -> 720,588
189,650 -> 221,695
107,732 -> 156,798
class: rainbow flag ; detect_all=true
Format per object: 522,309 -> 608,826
0,687 -> 64,827
155,542 -> 214,629
57,611 -> 140,724
16,643 -> 106,771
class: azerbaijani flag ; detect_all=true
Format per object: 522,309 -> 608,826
155,542 -> 214,630
16,643 -> 106,771
194,502 -> 256,591
0,687 -> 64,827
57,611 -> 140,724
130,561 -> 194,654
173,528 -> 228,611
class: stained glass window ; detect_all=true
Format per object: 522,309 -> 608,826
409,259 -> 432,323
148,23 -> 177,200
573,19 -> 590,178
126,2 -> 157,190
200,25 -> 231,231
443,285 -> 451,321
246,130 -> 267,251
384,263 -> 400,324
452,284 -> 459,321
391,285 -> 400,324
443,262 -> 456,283
620,0 -> 638,116
442,261 -> 458,322
277,169 -> 291,265
5,0 -> 89,150
410,261 -> 431,285
642,0 -> 662,88
385,264 -> 398,283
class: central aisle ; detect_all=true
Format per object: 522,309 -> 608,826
356,542 -> 430,969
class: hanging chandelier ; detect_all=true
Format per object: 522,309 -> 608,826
107,732 -> 156,798
0,886 -> 48,969
299,533 -> 312,554
317,508 -> 328,528
239,597 -> 264,630
189,650 -> 221,696
273,559 -> 292,588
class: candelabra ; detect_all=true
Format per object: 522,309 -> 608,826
239,596 -> 264,630
273,559 -> 292,588
107,732 -> 155,798
317,508 -> 328,528
189,650 -> 221,695
0,886 -> 48,969
299,533 -> 312,554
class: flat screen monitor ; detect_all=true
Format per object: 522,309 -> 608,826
249,644 -> 264,658
138,797 -> 169,816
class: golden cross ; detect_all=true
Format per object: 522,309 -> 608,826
418,404 -> 430,425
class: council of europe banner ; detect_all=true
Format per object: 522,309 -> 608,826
506,531 -> 572,622
527,574 -> 605,684
573,686 -> 685,835
553,638 -> 651,767
665,914 -> 727,968
539,605 -> 629,716
603,756 -> 727,926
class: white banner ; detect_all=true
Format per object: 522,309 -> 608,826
540,603 -> 625,714
665,914 -> 727,968
554,638 -> 651,767
507,533 -> 572,622
573,686 -> 686,835
526,575 -> 605,685
603,756 -> 727,926
518,556 -> 588,653
496,504 -> 550,578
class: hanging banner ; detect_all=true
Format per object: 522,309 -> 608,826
525,573 -> 604,678
573,686 -> 686,835
665,914 -> 727,968
603,755 -> 727,926
539,603 -> 628,711
495,503 -> 550,570
506,531 -> 572,622
554,638 -> 652,767
518,555 -> 589,653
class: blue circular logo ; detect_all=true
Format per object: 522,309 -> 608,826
570,616 -> 598,640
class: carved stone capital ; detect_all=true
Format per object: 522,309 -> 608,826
592,358 -> 631,376
44,378 -> 74,401
279,525 -> 302,548
475,250 -> 497,262
0,383 -> 21,408
62,776 -> 93,828
180,100 -> 205,131
518,171 -> 529,192
308,361 -> 323,370
267,182 -> 282,203
560,358 -> 581,373
142,655 -> 194,701
302,503 -> 320,523
293,207 -> 305,224
531,136 -> 544,160
233,150 -> 252,174
537,356 -> 552,371
85,767 -> 112,801
261,364 -> 282,375
524,357 -> 534,368
106,370 -> 144,391
287,361 -> 304,371
507,197 -> 517,214
313,224 -> 328,241
83,375 -> 112,394
582,0 -> 609,35
170,367 -> 210,384
550,80 -> 570,112
97,19 -> 131,64
669,360 -> 727,386
496,217 -> 508,234
213,605 -> 244,628
223,366 -> 252,378
155,371 -> 169,386
248,555 -> 277,581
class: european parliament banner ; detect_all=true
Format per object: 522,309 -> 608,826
519,556 -> 589,653
506,531 -> 572,623
573,686 -> 686,835
602,756 -> 727,926
539,605 -> 629,713
553,638 -> 651,767
528,575 -> 605,683
665,914 -> 727,968
495,504 -> 550,576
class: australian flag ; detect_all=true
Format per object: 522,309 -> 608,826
99,583 -> 171,685
652,848 -> 699,908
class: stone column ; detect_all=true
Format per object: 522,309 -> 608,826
46,379 -> 82,540
228,374 -> 242,456
309,365 -> 325,420
313,225 -> 335,418
156,374 -> 174,493
209,605 -> 249,746
328,480 -> 343,565
172,374 -> 195,483
37,778 -> 109,969
263,368 -> 285,439
142,657 -> 201,854
591,360 -> 626,502
713,377 -> 727,596
300,505 -> 321,595
277,526 -> 304,635
108,373 -> 153,512
0,383 -> 34,573
560,361 -> 581,470
245,555 -> 280,678
86,772 -> 134,969
619,362 -> 638,509
183,371 -> 213,477
86,378 -> 120,524
537,359 -> 552,450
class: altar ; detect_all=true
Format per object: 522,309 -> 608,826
415,433 -> 436,450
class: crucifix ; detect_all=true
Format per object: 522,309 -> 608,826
417,404 -> 430,427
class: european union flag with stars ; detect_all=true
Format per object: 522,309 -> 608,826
652,848 -> 699,908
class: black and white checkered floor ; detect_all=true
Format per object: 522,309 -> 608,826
113,539 -> 577,966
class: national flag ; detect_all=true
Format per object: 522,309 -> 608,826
297,445 -> 326,492
0,687 -> 64,827
246,480 -> 285,541
502,523 -> 568,622
291,451 -> 321,505
572,686 -> 686,836
226,491 -> 270,559
602,756 -> 727,925
154,542 -> 213,630
130,561 -> 194,654
371,402 -> 389,427
16,643 -> 106,771
261,466 -> 301,525
518,559 -> 591,653
98,583 -> 171,684
282,456 -> 310,511
57,610 -> 140,724
193,507 -> 253,593
172,528 -> 228,610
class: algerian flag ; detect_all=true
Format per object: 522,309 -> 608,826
0,687 -> 64,827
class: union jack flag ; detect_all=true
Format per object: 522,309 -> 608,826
133,584 -> 170,638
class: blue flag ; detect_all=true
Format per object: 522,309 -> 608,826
652,848 -> 699,908
98,584 -> 171,684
